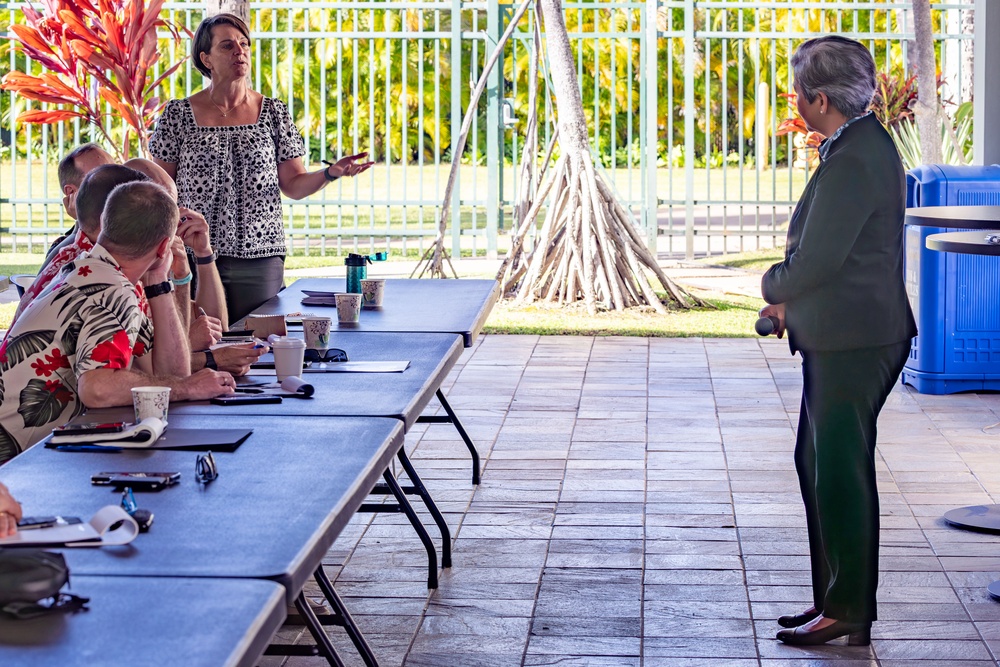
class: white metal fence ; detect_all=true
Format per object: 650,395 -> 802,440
0,0 -> 975,258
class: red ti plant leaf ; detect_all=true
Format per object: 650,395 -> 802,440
17,109 -> 86,124
10,24 -> 56,55
9,0 -> 189,160
59,9 -> 103,46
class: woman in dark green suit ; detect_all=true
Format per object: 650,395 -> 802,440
760,36 -> 917,646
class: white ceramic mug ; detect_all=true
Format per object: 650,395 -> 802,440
270,336 -> 306,381
132,386 -> 171,423
335,293 -> 363,324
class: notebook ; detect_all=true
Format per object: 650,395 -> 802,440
0,505 -> 139,547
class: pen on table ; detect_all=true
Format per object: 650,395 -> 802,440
54,444 -> 123,452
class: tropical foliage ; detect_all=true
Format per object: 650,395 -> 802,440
0,0 -> 189,160
0,0 -> 962,167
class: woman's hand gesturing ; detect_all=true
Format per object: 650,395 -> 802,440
325,152 -> 374,180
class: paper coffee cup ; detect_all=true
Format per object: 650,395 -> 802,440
270,336 -> 306,381
132,386 -> 171,423
361,279 -> 385,309
335,293 -> 362,324
302,317 -> 333,351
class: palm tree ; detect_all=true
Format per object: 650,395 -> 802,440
912,0 -> 943,165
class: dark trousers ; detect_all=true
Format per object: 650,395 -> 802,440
795,339 -> 910,624
216,255 -> 285,325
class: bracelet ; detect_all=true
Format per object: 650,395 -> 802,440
204,349 -> 217,371
171,272 -> 193,286
321,160 -> 340,182
195,251 -> 217,265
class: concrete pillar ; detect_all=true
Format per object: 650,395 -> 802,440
974,0 -> 1000,164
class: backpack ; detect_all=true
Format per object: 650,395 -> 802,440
0,550 -> 89,619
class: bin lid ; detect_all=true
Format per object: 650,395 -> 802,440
904,205 -> 1000,228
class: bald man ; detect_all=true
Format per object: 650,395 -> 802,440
124,159 -> 229,349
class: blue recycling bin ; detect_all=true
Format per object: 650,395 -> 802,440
902,165 -> 1000,394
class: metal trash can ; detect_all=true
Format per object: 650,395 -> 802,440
902,164 -> 1000,394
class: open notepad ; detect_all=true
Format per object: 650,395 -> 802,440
0,505 -> 139,547
45,418 -> 253,452
49,418 -> 167,447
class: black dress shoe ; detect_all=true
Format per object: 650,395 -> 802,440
777,608 -> 821,628
776,620 -> 871,646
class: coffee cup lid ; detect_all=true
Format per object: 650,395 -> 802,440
268,335 -> 305,348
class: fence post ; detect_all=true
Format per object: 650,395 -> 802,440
451,0 -> 463,258
643,0 -> 658,254
485,0 -> 504,260
683,0 -> 695,259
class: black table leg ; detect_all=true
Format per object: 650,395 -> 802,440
264,591 -> 346,666
417,388 -> 481,485
314,565 -> 380,667
396,449 -> 452,569
360,469 -> 439,588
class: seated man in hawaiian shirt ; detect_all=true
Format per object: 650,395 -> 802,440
123,159 -> 231,348
11,164 -> 149,328
42,143 -> 115,267
0,182 -> 236,462
10,164 -> 263,377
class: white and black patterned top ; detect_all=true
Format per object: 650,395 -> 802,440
149,97 -> 306,259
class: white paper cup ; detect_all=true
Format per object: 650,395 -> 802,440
302,317 -> 333,351
132,386 -> 171,422
270,336 -> 306,381
360,279 -> 385,309
335,293 -> 363,325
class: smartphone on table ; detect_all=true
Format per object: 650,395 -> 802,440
91,472 -> 181,491
53,422 -> 127,436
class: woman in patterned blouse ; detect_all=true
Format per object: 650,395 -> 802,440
150,13 -> 372,323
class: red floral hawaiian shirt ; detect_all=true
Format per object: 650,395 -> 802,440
10,228 -> 94,327
0,245 -> 154,461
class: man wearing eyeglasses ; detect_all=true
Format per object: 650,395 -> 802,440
0,182 -> 235,462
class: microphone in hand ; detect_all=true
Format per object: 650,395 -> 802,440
755,316 -> 780,337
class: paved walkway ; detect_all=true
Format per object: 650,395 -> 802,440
265,335 -> 1000,666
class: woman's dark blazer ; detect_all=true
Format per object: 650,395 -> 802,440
762,113 -> 917,353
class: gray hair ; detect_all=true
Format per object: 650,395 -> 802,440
98,182 -> 178,260
791,36 -> 876,119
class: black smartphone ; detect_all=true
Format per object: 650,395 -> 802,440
53,421 -> 127,436
92,472 -> 181,491
210,395 -> 282,406
16,516 -> 58,530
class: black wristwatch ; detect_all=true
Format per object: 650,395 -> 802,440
321,160 -> 340,182
204,349 -> 217,371
143,281 -> 174,299
195,251 -> 217,265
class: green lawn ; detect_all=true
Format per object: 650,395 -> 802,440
484,291 -> 759,337
698,246 -> 785,272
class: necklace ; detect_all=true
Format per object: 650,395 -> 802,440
208,88 -> 247,118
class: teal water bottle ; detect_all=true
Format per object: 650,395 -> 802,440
345,253 -> 368,294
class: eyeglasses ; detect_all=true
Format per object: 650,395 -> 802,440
195,451 -> 218,484
2,593 -> 90,620
304,347 -> 348,363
